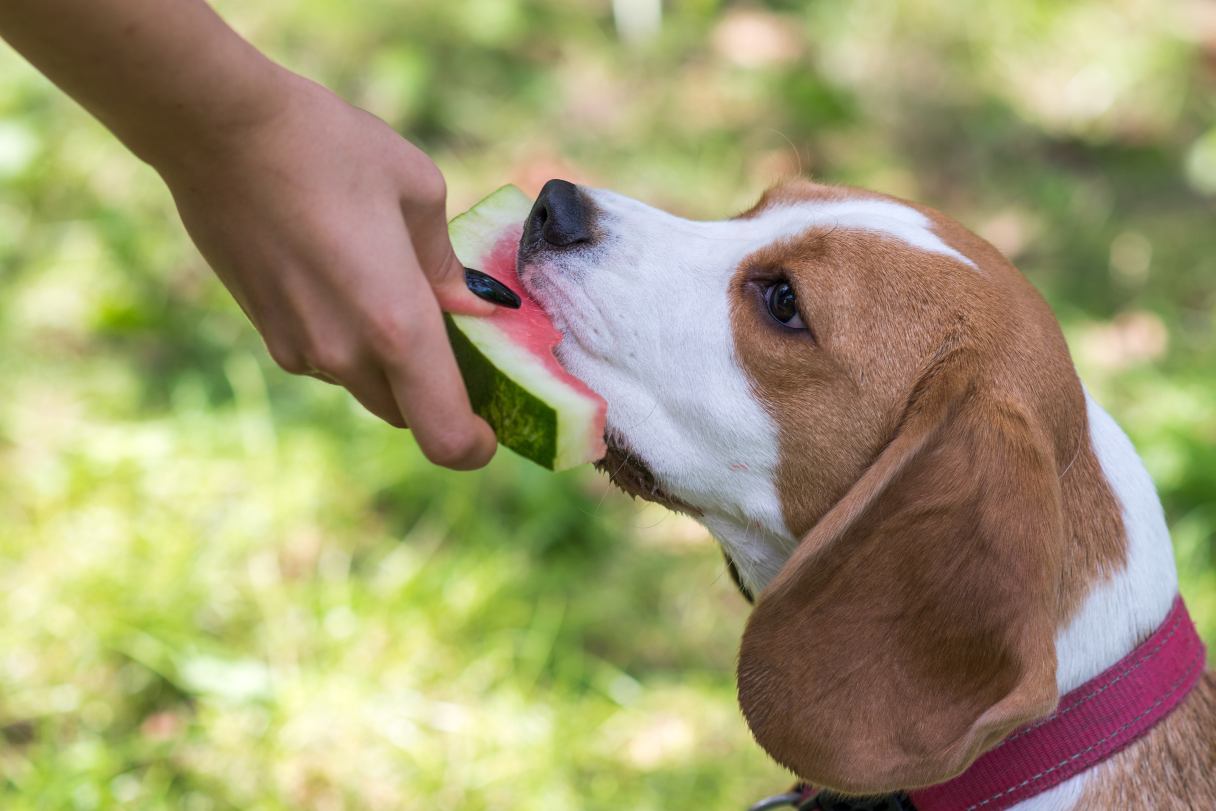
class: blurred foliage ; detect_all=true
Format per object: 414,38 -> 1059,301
1,0 -> 1214,808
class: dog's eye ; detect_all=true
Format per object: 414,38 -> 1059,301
765,281 -> 806,329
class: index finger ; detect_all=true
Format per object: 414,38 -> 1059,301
377,296 -> 497,470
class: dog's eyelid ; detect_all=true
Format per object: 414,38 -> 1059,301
749,264 -> 794,284
779,276 -> 819,339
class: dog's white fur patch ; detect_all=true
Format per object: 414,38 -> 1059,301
1009,774 -> 1087,811
522,188 -> 973,595
1053,392 -> 1178,694
768,198 -> 977,268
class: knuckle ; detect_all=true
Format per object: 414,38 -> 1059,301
367,311 -> 420,355
381,411 -> 408,429
266,339 -> 308,374
305,343 -> 359,378
406,161 -> 447,208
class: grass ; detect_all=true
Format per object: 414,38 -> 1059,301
1,0 -> 1213,808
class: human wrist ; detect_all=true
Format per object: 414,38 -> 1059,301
127,40 -> 298,176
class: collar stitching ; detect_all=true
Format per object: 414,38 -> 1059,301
993,607 -> 1184,750
965,647 -> 1206,810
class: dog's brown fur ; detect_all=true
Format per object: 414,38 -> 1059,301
1078,672 -> 1216,809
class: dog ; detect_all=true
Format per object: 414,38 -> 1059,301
515,178 -> 1214,810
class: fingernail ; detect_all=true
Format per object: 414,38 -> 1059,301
464,267 -> 521,309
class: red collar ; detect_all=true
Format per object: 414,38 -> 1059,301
751,596 -> 1205,811
910,594 -> 1206,811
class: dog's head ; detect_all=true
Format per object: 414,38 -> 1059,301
518,178 -> 1124,794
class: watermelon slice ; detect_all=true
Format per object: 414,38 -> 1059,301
446,185 -> 607,471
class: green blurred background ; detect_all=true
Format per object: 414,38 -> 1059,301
1,0 -> 1214,808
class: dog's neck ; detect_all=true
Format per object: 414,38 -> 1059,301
1010,393 -> 1182,810
1053,392 -> 1178,694
712,390 -> 1186,809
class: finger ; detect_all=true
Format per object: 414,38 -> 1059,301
304,370 -> 338,384
404,206 -> 498,317
377,300 -> 497,470
291,320 -> 409,428
290,334 -> 407,427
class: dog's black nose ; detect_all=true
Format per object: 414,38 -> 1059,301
525,179 -> 593,248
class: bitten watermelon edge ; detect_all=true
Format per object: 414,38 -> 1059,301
446,185 -> 608,471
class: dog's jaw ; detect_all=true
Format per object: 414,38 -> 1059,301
595,433 -> 703,517
518,187 -> 802,595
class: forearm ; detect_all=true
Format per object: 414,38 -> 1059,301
0,0 -> 287,167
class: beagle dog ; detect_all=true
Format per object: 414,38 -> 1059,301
516,179 -> 1214,810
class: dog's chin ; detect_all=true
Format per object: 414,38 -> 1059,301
595,434 -> 703,517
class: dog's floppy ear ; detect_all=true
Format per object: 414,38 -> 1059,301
738,356 -> 1064,794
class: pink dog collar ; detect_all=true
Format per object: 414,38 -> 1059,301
749,596 -> 1206,811
910,594 -> 1206,811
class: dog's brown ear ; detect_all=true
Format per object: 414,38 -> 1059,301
738,361 -> 1064,795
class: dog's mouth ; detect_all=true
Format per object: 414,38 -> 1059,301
595,434 -> 703,517
517,239 -> 692,516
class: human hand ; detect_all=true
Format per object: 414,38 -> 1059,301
154,74 -> 499,469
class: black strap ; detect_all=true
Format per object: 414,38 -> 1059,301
802,791 -> 916,811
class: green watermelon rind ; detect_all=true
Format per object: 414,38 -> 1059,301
447,185 -> 603,471
444,315 -> 558,468
447,185 -> 530,263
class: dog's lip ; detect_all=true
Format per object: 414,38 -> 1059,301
516,260 -> 563,331
514,224 -> 549,294
514,256 -> 541,301
595,434 -> 703,517
514,258 -> 604,366
514,235 -> 552,307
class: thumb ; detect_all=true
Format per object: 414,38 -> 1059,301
428,241 -> 498,316
403,188 -> 499,317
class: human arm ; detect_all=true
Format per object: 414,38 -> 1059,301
0,0 -> 499,469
